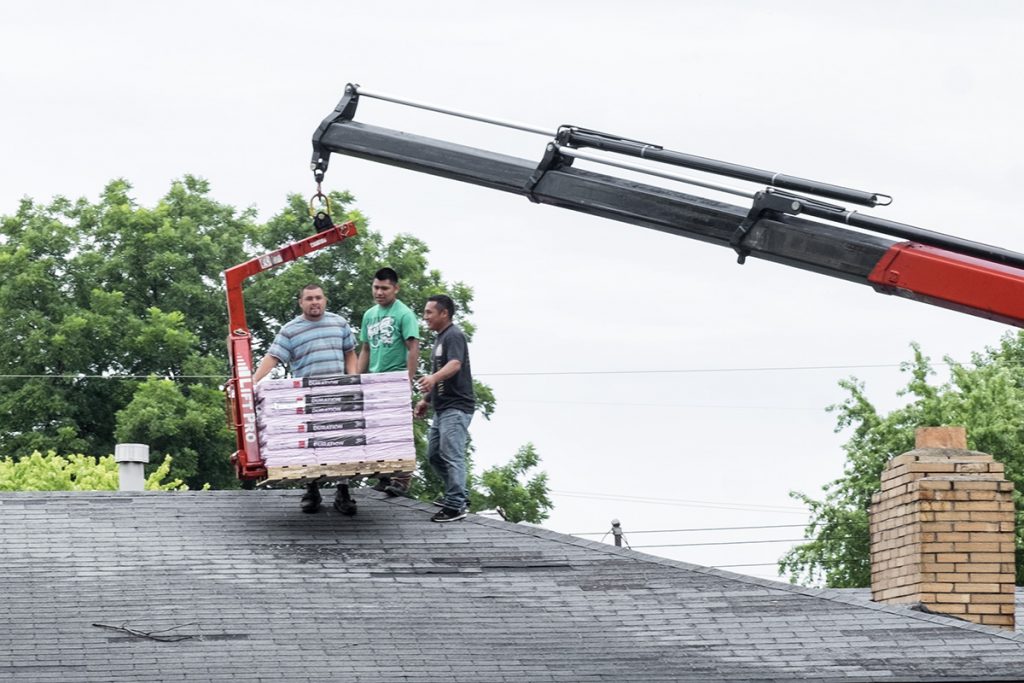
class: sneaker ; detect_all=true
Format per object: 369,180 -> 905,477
384,482 -> 409,498
432,499 -> 468,511
431,507 -> 467,523
300,483 -> 322,513
371,477 -> 391,492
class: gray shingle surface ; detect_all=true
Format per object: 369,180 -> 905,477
3,490 -> 1024,682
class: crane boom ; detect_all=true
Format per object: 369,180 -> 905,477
311,84 -> 1024,328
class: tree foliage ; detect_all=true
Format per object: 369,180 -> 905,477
780,333 -> 1024,587
474,443 -> 552,523
0,450 -> 187,491
0,177 -> 548,509
0,177 -> 250,473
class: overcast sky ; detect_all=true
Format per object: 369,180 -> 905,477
2,1 -> 1022,581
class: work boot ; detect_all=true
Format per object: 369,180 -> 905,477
300,482 -> 322,513
371,476 -> 391,492
384,481 -> 409,498
333,485 -> 358,516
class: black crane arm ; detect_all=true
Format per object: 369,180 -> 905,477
311,86 -> 1024,328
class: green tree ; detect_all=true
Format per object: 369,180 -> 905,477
0,450 -> 188,491
0,178 -> 251,478
780,333 -> 1024,587
0,178 -> 551,511
115,377 -> 236,487
404,438 -> 553,524
474,443 -> 552,523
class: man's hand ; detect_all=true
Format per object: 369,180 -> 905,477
416,373 -> 437,395
414,399 -> 430,419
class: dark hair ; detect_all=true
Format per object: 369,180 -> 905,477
427,294 -> 456,318
298,283 -> 323,299
373,267 -> 399,284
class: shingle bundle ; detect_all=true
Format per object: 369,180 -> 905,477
255,371 -> 414,471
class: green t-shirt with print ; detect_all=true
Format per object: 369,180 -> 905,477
359,299 -> 420,374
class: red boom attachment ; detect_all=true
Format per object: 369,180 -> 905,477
223,221 -> 358,483
868,242 -> 1024,328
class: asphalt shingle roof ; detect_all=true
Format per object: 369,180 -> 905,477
3,490 -> 1024,682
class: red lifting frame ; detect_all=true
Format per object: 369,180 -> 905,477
222,221 -> 358,482
868,242 -> 1024,328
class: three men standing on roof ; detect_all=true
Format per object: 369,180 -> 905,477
358,268 -> 420,497
253,273 -> 475,523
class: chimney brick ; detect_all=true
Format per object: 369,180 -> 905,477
869,428 -> 1016,631
916,426 -> 967,449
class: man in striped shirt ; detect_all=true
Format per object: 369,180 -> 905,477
253,283 -> 357,512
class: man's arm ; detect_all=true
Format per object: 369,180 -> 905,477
252,355 -> 279,384
416,359 -> 461,394
357,342 -> 370,374
404,338 -> 419,382
344,347 -> 358,374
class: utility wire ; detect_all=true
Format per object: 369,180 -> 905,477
477,362 -> 964,377
0,374 -> 225,379
632,538 -> 808,549
572,523 -> 807,536
0,358 -> 983,381
552,490 -> 807,514
503,398 -> 814,411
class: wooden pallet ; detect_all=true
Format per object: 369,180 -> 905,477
260,458 -> 414,487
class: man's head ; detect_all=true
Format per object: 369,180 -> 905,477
372,267 -> 400,307
424,294 -> 455,332
298,284 -> 327,321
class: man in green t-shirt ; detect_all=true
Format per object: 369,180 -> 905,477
358,267 -> 420,496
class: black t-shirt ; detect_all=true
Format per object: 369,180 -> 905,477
429,324 -> 475,414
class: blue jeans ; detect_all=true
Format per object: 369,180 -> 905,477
427,408 -> 473,512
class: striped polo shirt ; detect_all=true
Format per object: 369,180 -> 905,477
267,312 -> 356,378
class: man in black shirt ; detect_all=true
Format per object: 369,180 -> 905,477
414,294 -> 475,522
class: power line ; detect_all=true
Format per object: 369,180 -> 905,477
0,374 -> 225,380
503,398 -> 814,411
630,540 -> 806,548
571,523 -> 806,536
0,358 -> 988,381
477,362 -> 965,377
711,562 -> 783,569
551,490 -> 807,514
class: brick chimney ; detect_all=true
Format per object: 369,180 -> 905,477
870,427 -> 1016,630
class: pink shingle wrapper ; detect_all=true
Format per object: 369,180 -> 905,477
255,370 -> 409,396
261,433 -> 364,453
261,440 -> 414,467
256,370 -> 414,469
364,440 -> 415,460
261,424 -> 411,451
261,451 -> 318,467
263,445 -> 367,465
258,404 -> 412,429
259,400 -> 363,417
256,382 -> 411,404
257,411 -> 409,436
258,391 -> 410,416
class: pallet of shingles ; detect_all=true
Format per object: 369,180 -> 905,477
255,370 -> 415,483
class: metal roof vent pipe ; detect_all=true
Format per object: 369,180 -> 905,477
114,443 -> 150,492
